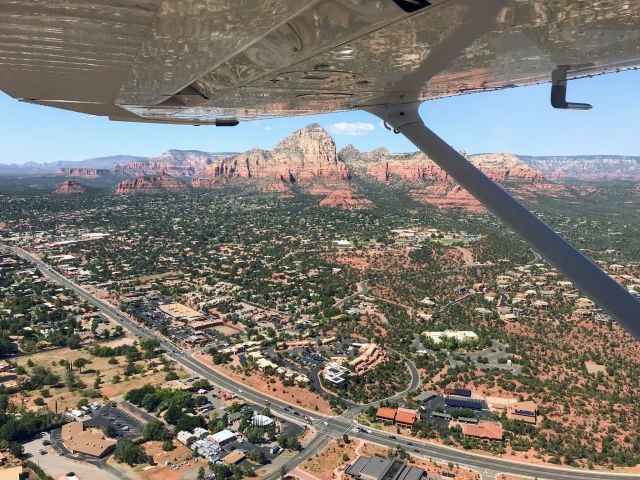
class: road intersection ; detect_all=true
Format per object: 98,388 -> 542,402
4,243 -> 639,480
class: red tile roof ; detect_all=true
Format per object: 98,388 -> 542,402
376,407 -> 396,421
395,409 -> 418,425
461,422 -> 503,441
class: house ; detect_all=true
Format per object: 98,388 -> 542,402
460,422 -> 503,442
345,456 -> 433,480
61,422 -> 117,457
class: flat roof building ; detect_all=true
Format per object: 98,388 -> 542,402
422,330 -> 478,345
414,391 -> 438,404
159,302 -> 204,320
208,429 -> 237,446
223,449 -> 246,465
346,456 -> 433,480
0,466 -> 37,480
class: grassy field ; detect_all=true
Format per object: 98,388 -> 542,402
14,337 -> 186,412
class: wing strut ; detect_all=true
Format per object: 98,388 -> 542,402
366,103 -> 640,340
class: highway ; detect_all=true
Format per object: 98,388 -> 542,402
4,243 -> 639,480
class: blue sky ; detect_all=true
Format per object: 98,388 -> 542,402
1,70 -> 639,164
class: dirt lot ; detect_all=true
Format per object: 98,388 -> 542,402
14,338 -> 185,412
193,352 -> 333,415
143,439 -> 193,466
300,439 -> 479,480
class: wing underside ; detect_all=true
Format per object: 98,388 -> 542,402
0,0 -> 639,123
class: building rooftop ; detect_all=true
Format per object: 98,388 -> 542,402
395,408 -> 418,426
159,302 -> 203,320
414,391 -> 438,403
61,421 -> 117,457
223,449 -> 246,465
345,456 -> 432,480
376,407 -> 396,421
461,422 -> 504,441
209,429 -> 236,444
0,467 -> 36,480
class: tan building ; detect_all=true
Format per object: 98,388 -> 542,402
61,421 -> 117,458
0,467 -> 37,480
223,449 -> 246,465
159,303 -> 203,320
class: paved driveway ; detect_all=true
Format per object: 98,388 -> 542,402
23,435 -> 127,480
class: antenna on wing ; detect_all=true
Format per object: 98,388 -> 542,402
551,66 -> 593,110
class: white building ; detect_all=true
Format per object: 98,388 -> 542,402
192,427 -> 209,439
423,330 -> 478,345
251,414 -> 274,428
208,429 -> 237,446
177,431 -> 195,445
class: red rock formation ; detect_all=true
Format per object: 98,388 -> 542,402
55,180 -> 86,194
115,150 -> 232,177
197,124 -> 350,191
56,168 -> 107,178
191,177 -> 227,189
115,172 -> 190,195
204,148 -> 270,179
319,190 -> 373,209
340,146 -> 563,211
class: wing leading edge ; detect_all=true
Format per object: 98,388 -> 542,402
0,0 -> 639,122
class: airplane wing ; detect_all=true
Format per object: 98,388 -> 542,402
1,0 -> 639,339
1,0 -> 638,123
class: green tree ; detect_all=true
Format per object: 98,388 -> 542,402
114,439 -> 149,466
143,421 -> 170,441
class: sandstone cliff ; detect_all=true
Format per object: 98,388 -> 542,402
341,147 -> 563,211
195,124 -> 350,192
114,150 -> 233,177
55,180 -> 87,194
115,172 -> 190,195
56,168 -> 109,178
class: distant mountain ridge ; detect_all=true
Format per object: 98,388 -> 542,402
0,155 -> 147,176
519,155 -> 640,181
2,142 -> 638,183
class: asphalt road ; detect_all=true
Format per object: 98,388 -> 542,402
334,280 -> 369,308
5,243 -> 640,480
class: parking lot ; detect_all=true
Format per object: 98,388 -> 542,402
418,396 -> 492,425
84,403 -> 145,438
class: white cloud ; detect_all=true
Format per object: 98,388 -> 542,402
264,126 -> 273,131
330,122 -> 375,136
